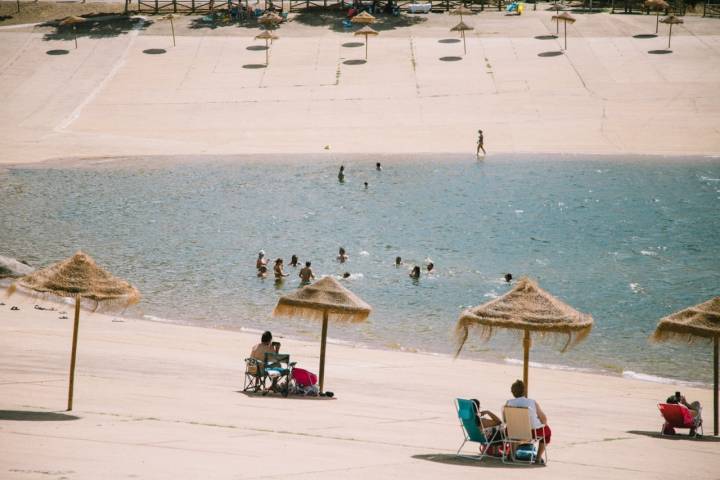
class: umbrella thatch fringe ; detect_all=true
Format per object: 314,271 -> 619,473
652,297 -> 720,344
8,282 -> 139,312
651,329 -> 716,345
454,317 -> 591,357
272,303 -> 369,323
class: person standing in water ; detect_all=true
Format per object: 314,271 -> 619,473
504,273 -> 513,283
426,262 -> 434,273
409,266 -> 421,280
299,261 -> 315,285
337,247 -> 348,263
364,182 -> 368,189
476,129 -> 486,157
376,162 -> 382,171
274,258 -> 288,281
338,165 -> 345,183
290,255 -> 299,267
256,251 -> 268,271
395,256 -> 402,267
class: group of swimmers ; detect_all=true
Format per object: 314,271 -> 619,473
338,162 -> 382,186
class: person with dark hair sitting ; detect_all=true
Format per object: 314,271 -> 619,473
505,379 -> 551,464
667,391 -> 702,435
251,331 -> 281,367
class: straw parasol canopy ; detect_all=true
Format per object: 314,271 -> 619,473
455,277 -> 593,395
450,21 -> 474,55
551,12 -> 576,50
59,16 -> 86,49
645,0 -> 670,34
450,5 -> 474,21
255,30 -> 279,65
258,11 -> 282,28
351,11 -> 376,24
273,276 -> 371,392
659,14 -> 683,49
652,297 -> 720,435
9,251 -> 140,411
353,25 -> 379,61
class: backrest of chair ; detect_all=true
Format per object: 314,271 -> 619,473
504,406 -> 534,442
658,403 -> 689,427
455,399 -> 487,443
264,352 -> 290,367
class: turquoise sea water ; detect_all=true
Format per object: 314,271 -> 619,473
2,155 -> 719,384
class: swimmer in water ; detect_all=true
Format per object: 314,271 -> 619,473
290,255 -> 299,267
257,265 -> 268,278
299,261 -> 315,285
376,162 -> 382,171
427,262 -> 434,273
395,256 -> 402,267
342,272 -> 351,279
274,258 -> 288,281
504,273 -> 513,283
409,266 -> 421,280
256,250 -> 268,271
338,165 -> 345,183
337,247 -> 348,263
364,182 -> 368,189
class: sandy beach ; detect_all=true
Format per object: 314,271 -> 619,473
1,291 -> 718,479
1,8 -> 719,164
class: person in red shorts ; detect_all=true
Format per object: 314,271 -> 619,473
505,379 -> 551,464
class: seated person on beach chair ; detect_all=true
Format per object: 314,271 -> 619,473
243,331 -> 281,391
659,391 -> 703,436
454,398 -> 505,460
503,380 -> 550,465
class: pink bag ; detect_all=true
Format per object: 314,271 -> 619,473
292,368 -> 318,387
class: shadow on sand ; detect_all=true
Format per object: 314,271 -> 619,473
247,44 -> 269,51
633,33 -> 658,39
627,430 -> 720,442
342,41 -> 364,48
534,34 -> 557,40
343,59 -> 367,65
538,50 -> 563,57
648,49 -> 672,54
143,48 -> 167,54
237,391 -> 337,400
0,410 -> 80,421
438,38 -> 461,44
293,5 -> 426,33
412,454 -> 541,469
439,56 -> 462,62
46,49 -> 70,55
41,13 -> 151,42
243,63 -> 267,69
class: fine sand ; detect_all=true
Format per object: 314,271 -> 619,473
1,290 -> 718,479
1,10 -> 720,165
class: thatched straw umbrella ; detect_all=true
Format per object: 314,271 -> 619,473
551,2 -> 563,35
652,297 -> 720,435
450,21 -> 474,55
255,30 -> 279,66
161,14 -> 178,47
455,277 -> 593,395
272,276 -> 371,393
8,252 -> 140,411
450,4 -> 474,22
552,12 -> 576,50
258,11 -> 282,35
350,11 -> 376,25
60,16 -> 87,49
644,0 -> 669,35
354,25 -> 379,61
660,15 -> 683,50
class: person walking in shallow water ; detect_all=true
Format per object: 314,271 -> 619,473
299,261 -> 315,285
476,129 -> 486,157
338,165 -> 345,183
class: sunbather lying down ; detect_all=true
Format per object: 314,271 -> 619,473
667,391 -> 702,433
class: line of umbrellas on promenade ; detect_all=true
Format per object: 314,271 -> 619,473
52,1 -> 686,60
7,251 -> 720,437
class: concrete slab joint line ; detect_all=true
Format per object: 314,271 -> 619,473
54,19 -> 147,132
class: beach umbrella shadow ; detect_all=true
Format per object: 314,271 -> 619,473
412,454 -> 539,468
243,63 -> 267,69
143,48 -> 167,55
46,49 -> 70,55
8,252 -> 140,412
455,277 -> 593,396
247,45 -> 269,51
273,277 -> 371,394
633,34 -> 658,39
438,38 -> 461,44
439,56 -> 463,62
343,59 -> 367,65
0,410 -> 80,421
534,35 -> 558,40
538,51 -> 563,57
342,42 -> 364,48
648,49 -> 672,54
627,430 -> 720,442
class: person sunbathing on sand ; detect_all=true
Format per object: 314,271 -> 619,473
667,391 -> 702,434
299,261 -> 315,285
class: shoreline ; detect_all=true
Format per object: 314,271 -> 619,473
6,288 -> 711,390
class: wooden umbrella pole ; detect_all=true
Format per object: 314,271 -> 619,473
556,15 -> 559,35
564,21 -> 567,50
523,330 -> 531,396
67,295 -> 81,411
462,30 -> 466,55
365,35 -> 368,61
265,39 -> 269,65
318,309 -> 329,393
667,23 -> 672,49
714,336 -> 718,436
74,26 -> 78,49
171,17 -> 176,47
655,11 -> 659,34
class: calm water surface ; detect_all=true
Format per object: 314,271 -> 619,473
2,155 -> 719,384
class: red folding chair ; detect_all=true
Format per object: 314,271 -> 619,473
658,403 -> 703,437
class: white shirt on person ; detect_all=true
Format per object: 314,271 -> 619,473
506,396 -> 543,429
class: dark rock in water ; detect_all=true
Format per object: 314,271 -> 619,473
0,255 -> 34,278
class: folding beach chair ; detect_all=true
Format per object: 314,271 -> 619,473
454,399 -> 505,461
263,352 -> 296,397
243,357 -> 267,392
658,403 -> 703,437
502,406 -> 548,465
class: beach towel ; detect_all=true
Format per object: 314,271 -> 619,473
292,368 -> 318,387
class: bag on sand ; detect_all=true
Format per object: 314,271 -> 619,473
292,368 -> 318,387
